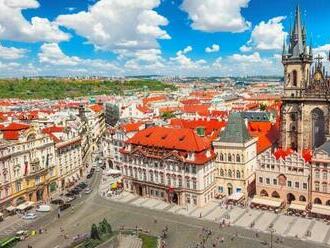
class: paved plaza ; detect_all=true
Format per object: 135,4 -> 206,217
1,172 -> 328,248
104,186 -> 330,246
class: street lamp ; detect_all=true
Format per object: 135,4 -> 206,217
270,228 -> 275,248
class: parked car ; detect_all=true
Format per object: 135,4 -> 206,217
36,205 -> 51,212
87,173 -> 93,179
22,212 -> 37,220
65,196 -> 75,203
84,188 -> 92,194
50,199 -> 64,205
65,192 -> 75,198
78,182 -> 88,188
59,203 -> 71,211
101,165 -> 106,170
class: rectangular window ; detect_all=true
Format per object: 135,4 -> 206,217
303,183 -> 307,189
266,178 -> 270,184
259,177 -> 263,183
288,181 -> 292,187
295,182 -> 299,188
273,179 -> 277,185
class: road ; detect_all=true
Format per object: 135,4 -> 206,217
12,171 -> 327,248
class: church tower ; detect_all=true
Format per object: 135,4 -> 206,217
280,6 -> 330,152
282,5 -> 313,98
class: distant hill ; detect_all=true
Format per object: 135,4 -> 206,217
0,78 -> 176,99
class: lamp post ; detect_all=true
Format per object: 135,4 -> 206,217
270,228 -> 275,248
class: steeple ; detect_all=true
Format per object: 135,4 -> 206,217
289,5 -> 305,58
282,38 -> 286,56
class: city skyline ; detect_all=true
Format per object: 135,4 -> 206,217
1,0 -> 330,77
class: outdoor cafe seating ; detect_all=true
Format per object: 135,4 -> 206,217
250,195 -> 284,212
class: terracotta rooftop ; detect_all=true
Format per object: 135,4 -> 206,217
127,126 -> 211,152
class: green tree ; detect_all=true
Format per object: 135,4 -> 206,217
161,111 -> 176,120
98,218 -> 112,234
90,224 -> 100,240
259,103 -> 267,111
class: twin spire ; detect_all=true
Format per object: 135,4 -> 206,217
282,5 -> 312,59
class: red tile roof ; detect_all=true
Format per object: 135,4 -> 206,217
182,104 -> 210,115
143,96 -> 167,105
137,104 -> 152,114
89,104 -> 103,113
127,126 -> 211,152
248,121 -> 280,154
180,99 -> 201,105
3,131 -> 20,140
120,122 -> 144,133
0,122 -> 30,131
170,119 -> 226,138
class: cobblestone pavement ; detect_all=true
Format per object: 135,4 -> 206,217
5,172 -> 328,248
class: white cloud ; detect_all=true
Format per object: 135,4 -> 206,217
38,43 -> 121,75
176,46 -> 192,56
39,43 -> 81,66
228,52 -> 263,63
0,0 -> 69,42
245,16 -> 287,51
314,44 -> 330,61
0,44 -> 27,60
205,44 -> 220,53
56,0 -> 170,55
239,44 -> 252,53
181,0 -> 251,33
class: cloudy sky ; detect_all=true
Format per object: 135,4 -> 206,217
0,0 -> 330,77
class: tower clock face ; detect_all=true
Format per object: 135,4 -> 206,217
314,72 -> 322,81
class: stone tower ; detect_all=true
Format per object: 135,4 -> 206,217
281,6 -> 330,152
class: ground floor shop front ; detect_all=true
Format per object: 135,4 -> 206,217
123,178 -> 216,207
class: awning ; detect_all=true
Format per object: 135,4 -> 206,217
6,206 -> 16,212
251,196 -> 283,208
228,192 -> 244,201
311,204 -> 330,216
288,201 -> 307,211
16,201 -> 34,211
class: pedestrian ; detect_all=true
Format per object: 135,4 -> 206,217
57,213 -> 60,219
221,237 -> 224,243
199,212 -> 202,218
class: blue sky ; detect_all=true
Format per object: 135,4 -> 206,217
0,0 -> 330,77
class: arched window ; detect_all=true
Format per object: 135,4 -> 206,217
299,195 -> 306,202
311,108 -> 325,148
271,191 -> 280,198
228,169 -> 232,177
219,153 -> 224,161
228,154 -> 232,162
236,170 -> 241,179
220,169 -> 224,176
260,189 -> 268,197
236,154 -> 240,163
314,198 -> 322,205
326,200 -> 330,206
292,70 -> 297,86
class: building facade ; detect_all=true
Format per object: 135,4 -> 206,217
281,6 -> 330,152
120,126 -> 216,207
213,113 -> 258,199
256,149 -> 310,204
311,141 -> 330,206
